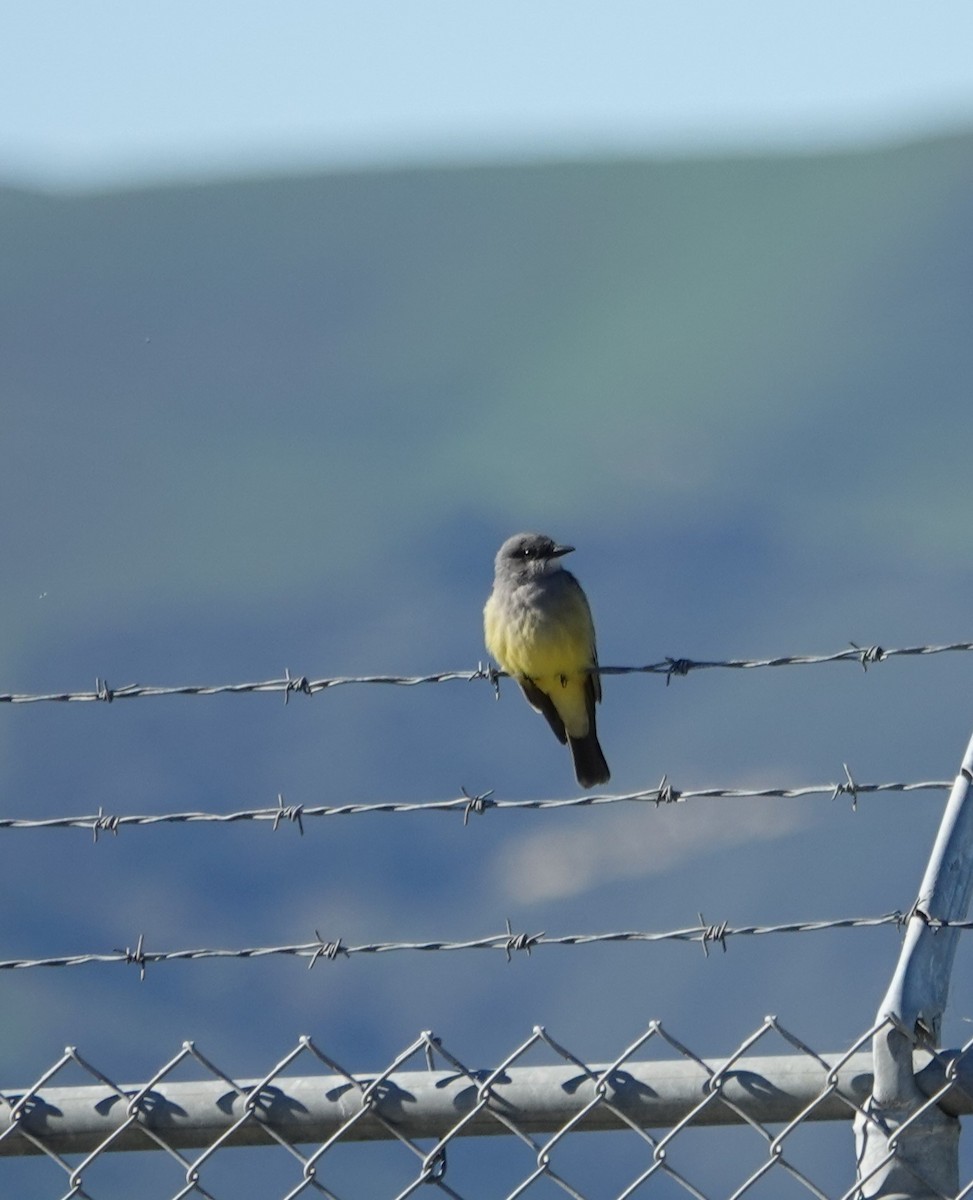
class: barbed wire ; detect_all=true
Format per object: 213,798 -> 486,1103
0,912 -> 914,977
2,639 -> 972,706
0,776 -> 951,840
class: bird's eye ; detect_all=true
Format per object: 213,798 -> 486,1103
521,547 -> 533,558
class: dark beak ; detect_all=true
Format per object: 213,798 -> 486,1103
551,543 -> 575,558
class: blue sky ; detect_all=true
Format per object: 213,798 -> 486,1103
3,1 -> 973,189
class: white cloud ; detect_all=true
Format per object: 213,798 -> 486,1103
490,795 -> 808,904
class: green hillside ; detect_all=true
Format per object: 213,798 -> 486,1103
4,133 -> 973,657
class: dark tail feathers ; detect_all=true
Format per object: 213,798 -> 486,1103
569,732 -> 610,789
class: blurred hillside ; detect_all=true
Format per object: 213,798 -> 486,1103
2,131 -> 973,1194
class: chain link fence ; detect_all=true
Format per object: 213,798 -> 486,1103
3,1016 -> 973,1199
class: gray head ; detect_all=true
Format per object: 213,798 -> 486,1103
494,532 -> 575,582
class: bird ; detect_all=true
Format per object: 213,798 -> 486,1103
484,532 -> 610,789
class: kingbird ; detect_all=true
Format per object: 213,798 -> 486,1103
484,532 -> 610,789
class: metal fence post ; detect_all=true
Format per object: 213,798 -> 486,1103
854,729 -> 973,1198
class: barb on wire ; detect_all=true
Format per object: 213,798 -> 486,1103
0,778 -> 949,838
2,640 -> 972,706
306,931 -> 348,970
460,785 -> 495,824
502,917 -> 544,962
271,793 -> 304,835
0,912 -> 911,975
115,933 -> 148,981
697,913 -> 729,957
832,763 -> 861,810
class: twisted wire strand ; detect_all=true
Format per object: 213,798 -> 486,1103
0,912 -> 913,974
0,778 -> 950,839
1,640 -> 971,705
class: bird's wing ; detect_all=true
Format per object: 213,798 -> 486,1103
518,678 -> 568,744
565,573 -> 601,704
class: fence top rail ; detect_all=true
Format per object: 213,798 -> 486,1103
3,1023 -> 972,1161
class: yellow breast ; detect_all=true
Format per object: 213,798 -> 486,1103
484,586 -> 595,682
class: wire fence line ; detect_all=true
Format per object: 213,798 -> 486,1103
0,777 -> 951,841
4,656 -> 972,1196
3,1017 -> 973,1198
2,639 -> 972,706
0,913 -> 915,977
